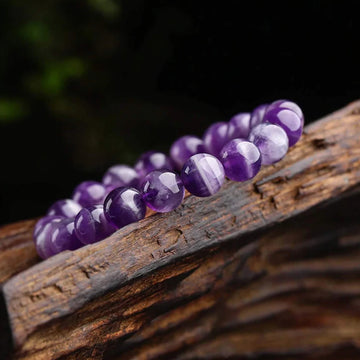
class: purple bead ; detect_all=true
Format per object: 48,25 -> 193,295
141,170 -> 185,213
203,122 -> 234,157
170,135 -> 205,170
102,165 -> 139,189
50,218 -> 83,254
72,181 -> 107,208
228,113 -> 251,139
263,106 -> 303,146
248,123 -> 289,165
105,184 -> 117,195
181,153 -> 225,197
47,199 -> 82,218
104,187 -> 146,228
134,151 -> 174,179
74,205 -> 117,244
267,99 -> 304,126
220,139 -> 261,181
34,215 -> 64,238
249,104 -> 268,128
33,216 -> 64,259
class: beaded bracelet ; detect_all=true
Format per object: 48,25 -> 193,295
34,99 -> 304,259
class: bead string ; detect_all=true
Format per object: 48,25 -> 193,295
34,99 -> 304,259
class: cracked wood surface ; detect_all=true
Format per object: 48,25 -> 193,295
0,100 -> 360,359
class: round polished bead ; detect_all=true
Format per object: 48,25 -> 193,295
34,215 -> 64,238
72,181 -> 107,208
248,123 -> 289,165
263,106 -> 303,146
228,113 -> 251,139
74,205 -> 117,244
104,187 -> 146,228
181,153 -> 225,197
267,99 -> 304,126
50,218 -> 83,254
141,170 -> 185,213
134,151 -> 174,179
102,165 -> 139,189
203,122 -> 234,157
249,104 -> 268,128
170,135 -> 205,170
47,199 -> 82,218
220,139 -> 261,181
34,216 -> 64,259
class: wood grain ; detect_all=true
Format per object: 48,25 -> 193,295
1,100 -> 360,359
0,219 -> 38,285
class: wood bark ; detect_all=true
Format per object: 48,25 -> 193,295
1,100 -> 360,359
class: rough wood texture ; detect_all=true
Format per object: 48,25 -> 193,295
0,219 -> 38,285
1,100 -> 360,359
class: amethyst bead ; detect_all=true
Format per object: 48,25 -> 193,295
228,113 -> 251,139
73,181 -> 107,208
105,184 -> 117,195
267,99 -> 304,126
34,215 -> 64,238
134,151 -> 174,179
74,205 -> 117,244
104,187 -> 146,228
181,153 -> 225,197
220,139 -> 261,181
102,165 -> 139,189
263,106 -> 303,146
141,170 -> 185,213
170,135 -> 205,170
248,123 -> 289,165
203,122 -> 234,157
50,218 -> 83,254
34,216 -> 64,259
47,199 -> 82,218
249,104 -> 268,128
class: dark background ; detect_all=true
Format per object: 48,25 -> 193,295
0,0 -> 359,225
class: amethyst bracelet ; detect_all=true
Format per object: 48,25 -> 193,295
34,99 -> 304,259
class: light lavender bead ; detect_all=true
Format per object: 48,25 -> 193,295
248,123 -> 289,165
102,165 -> 139,189
47,199 -> 82,218
33,216 -> 64,259
72,181 -> 107,208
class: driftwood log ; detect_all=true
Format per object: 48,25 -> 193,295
1,101 -> 360,359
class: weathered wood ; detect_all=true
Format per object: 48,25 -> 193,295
0,219 -> 38,285
9,191 -> 360,360
108,194 -> 360,360
1,100 -> 360,359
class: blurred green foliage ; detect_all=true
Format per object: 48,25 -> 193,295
0,99 -> 27,123
0,0 -> 213,172
27,58 -> 86,97
88,0 -> 121,18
